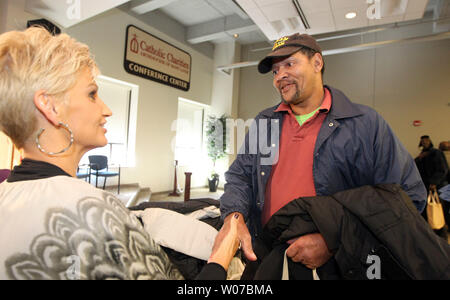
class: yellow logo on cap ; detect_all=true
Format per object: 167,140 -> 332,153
272,36 -> 289,51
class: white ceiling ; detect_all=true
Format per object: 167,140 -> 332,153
131,0 -> 441,45
25,0 -> 448,46
237,0 -> 430,40
160,0 -> 243,26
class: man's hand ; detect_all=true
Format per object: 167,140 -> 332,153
213,212 -> 257,263
286,233 -> 332,269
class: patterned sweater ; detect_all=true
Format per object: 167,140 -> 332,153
0,176 -> 183,280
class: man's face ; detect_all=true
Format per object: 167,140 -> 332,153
421,137 -> 431,149
271,51 -> 321,105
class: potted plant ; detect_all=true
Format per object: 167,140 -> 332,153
205,114 -> 228,192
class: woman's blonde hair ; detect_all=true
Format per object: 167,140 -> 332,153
0,26 -> 99,148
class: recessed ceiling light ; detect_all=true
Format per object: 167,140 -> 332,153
233,33 -> 239,39
345,12 -> 357,19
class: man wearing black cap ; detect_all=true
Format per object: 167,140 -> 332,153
217,33 -> 426,276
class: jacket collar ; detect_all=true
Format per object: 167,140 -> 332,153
260,85 -> 364,120
8,159 -> 71,183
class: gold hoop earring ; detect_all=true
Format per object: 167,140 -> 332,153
36,122 -> 74,156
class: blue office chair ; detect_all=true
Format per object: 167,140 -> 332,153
88,155 -> 121,194
76,164 -> 91,183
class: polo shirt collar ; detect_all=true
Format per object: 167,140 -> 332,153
273,87 -> 332,115
260,85 -> 363,120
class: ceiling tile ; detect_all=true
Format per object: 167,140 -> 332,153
208,0 -> 238,16
260,1 -> 299,22
331,0 -> 363,10
405,0 -> 429,12
255,0 -> 288,7
160,0 -> 223,26
247,7 -> 269,23
236,0 -> 258,10
333,5 -> 369,31
306,10 -> 336,32
298,0 -> 332,14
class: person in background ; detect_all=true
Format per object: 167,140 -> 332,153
438,140 -> 450,238
215,32 -> 426,278
415,136 -> 448,192
0,27 -> 238,280
415,135 -> 448,239
439,141 -> 450,181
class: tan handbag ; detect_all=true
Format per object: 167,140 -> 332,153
426,189 -> 446,230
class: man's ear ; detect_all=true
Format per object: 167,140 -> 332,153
312,53 -> 324,74
33,90 -> 60,127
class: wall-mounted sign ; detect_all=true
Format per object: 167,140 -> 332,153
413,120 -> 423,127
124,25 -> 191,91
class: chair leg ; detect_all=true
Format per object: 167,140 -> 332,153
103,177 -> 107,190
118,171 -> 121,194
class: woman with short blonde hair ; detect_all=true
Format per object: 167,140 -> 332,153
0,26 -> 98,149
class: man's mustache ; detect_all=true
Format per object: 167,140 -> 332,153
277,79 -> 297,90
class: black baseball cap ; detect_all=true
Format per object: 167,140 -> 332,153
258,33 -> 322,74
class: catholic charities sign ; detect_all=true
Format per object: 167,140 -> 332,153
124,25 -> 191,91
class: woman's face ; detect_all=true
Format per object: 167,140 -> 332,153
62,68 -> 112,152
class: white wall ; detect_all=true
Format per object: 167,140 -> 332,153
238,25 -> 450,158
322,28 -> 450,157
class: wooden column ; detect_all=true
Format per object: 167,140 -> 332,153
184,172 -> 192,202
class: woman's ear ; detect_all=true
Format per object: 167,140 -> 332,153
33,90 -> 60,127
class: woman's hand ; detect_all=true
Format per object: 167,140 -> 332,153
208,213 -> 256,271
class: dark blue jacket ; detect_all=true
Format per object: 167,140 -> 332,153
220,86 -> 426,237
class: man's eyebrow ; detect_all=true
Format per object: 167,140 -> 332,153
272,57 -> 293,69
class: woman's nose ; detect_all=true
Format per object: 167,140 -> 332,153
100,98 -> 112,117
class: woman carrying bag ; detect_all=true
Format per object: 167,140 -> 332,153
415,135 -> 449,239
